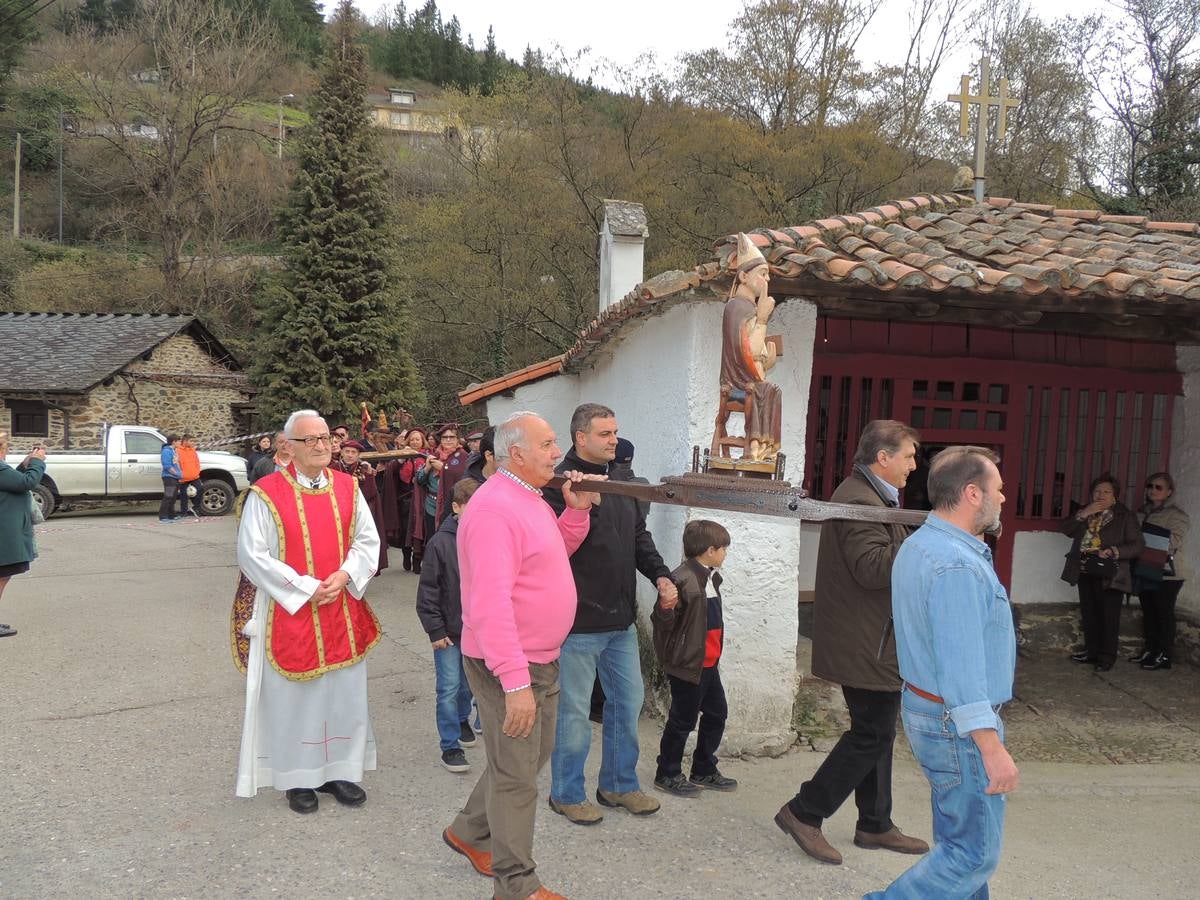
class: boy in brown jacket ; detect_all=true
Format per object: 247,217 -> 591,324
651,519 -> 737,797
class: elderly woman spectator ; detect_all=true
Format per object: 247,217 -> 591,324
1131,472 -> 1190,671
1060,474 -> 1143,671
0,432 -> 47,638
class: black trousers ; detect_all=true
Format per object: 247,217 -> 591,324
1138,579 -> 1184,657
176,481 -> 194,516
1078,575 -> 1123,666
656,666 -> 727,779
158,477 -> 178,519
790,685 -> 899,834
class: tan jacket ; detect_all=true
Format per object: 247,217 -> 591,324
810,470 -> 913,692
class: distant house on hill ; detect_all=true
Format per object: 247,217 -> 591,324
0,313 -> 254,450
367,85 -> 452,147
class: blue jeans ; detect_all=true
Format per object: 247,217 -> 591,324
550,624 -> 645,804
864,690 -> 1006,900
434,643 -> 474,752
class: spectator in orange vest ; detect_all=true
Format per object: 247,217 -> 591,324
176,435 -> 202,519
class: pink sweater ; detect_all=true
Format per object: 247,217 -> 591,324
457,471 -> 591,691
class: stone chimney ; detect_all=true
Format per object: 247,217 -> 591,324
598,199 -> 648,314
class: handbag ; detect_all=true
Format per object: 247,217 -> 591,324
30,493 -> 45,525
1133,521 -> 1172,587
1079,554 -> 1118,578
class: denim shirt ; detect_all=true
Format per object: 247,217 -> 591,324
892,513 -> 1016,735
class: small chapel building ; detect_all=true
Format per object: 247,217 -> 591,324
459,192 -> 1200,749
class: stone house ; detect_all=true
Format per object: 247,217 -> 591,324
0,313 -> 253,450
458,192 -> 1200,749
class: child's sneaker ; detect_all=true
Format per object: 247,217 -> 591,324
690,771 -> 738,792
653,773 -> 701,797
458,720 -> 478,748
441,748 -> 470,773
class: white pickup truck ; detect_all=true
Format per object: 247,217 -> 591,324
7,424 -> 250,518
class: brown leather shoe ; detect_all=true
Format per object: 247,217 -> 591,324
493,889 -> 567,900
854,826 -> 930,854
773,803 -> 842,864
442,827 -> 493,877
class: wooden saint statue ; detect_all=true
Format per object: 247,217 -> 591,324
719,232 -> 782,461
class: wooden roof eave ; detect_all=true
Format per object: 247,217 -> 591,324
771,276 -> 1200,325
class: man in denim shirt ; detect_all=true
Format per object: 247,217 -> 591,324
866,446 -> 1018,900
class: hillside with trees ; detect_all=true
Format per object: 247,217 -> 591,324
0,0 -> 1196,425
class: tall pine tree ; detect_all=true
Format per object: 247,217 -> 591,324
251,0 -> 424,423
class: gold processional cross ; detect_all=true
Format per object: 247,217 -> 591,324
947,56 -> 1021,202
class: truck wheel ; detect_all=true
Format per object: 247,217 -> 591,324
32,482 -> 56,519
197,479 -> 235,516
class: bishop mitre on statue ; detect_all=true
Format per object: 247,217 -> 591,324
720,232 -> 783,461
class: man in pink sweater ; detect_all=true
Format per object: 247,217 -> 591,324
442,411 -> 601,900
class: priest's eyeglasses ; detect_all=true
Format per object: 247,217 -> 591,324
295,434 -> 333,448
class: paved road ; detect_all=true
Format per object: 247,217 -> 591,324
4,513 -> 1199,898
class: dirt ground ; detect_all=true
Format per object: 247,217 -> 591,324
3,511 -> 1198,898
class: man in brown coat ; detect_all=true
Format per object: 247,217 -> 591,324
775,420 -> 930,864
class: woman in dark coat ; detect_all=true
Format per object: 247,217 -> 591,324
244,435 -> 273,479
0,431 -> 47,638
1060,473 -> 1143,671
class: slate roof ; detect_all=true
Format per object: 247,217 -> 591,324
0,313 -> 239,393
459,192 -> 1200,406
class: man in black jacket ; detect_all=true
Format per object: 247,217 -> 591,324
543,403 -> 677,825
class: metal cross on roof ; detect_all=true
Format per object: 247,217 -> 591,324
947,56 -> 1021,203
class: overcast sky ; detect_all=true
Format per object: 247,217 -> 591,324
347,0 -> 1115,85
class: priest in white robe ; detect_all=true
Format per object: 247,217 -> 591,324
234,409 -> 382,814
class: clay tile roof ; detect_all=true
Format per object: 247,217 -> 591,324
463,191 -> 1200,406
712,192 -> 1200,307
0,312 -> 238,393
457,354 -> 567,406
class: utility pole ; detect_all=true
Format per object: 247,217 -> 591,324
12,131 -> 20,239
58,110 -> 64,244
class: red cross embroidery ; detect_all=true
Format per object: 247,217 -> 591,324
301,721 -> 351,762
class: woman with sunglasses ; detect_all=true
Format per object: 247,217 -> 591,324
1132,473 -> 1190,671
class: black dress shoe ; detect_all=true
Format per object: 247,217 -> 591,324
1071,651 -> 1097,663
1094,661 -> 1115,672
286,788 -> 318,814
1129,650 -> 1153,664
317,780 -> 366,806
1142,653 -> 1172,671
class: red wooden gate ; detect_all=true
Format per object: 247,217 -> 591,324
804,319 -> 1182,586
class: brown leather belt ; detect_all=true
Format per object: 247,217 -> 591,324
905,682 -> 945,704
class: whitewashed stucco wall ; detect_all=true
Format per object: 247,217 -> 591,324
1169,345 -> 1200,618
485,375 -> 579,446
1009,531 -> 1077,604
482,296 -> 820,750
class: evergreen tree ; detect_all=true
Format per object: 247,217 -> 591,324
384,2 -> 410,78
481,26 -> 499,95
251,0 -> 424,423
459,35 -> 479,93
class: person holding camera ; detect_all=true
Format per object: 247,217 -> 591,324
1060,474 -> 1143,671
0,432 -> 46,637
